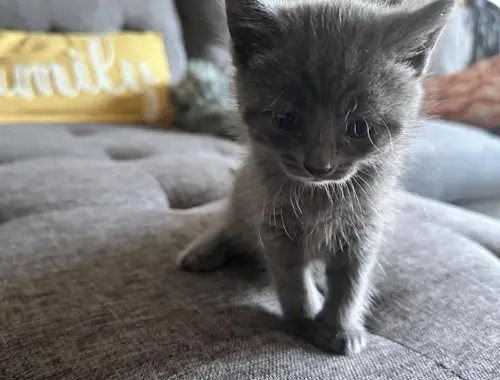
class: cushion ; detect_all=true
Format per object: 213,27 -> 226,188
0,30 -> 172,125
401,119 -> 500,204
0,0 -> 187,83
0,124 -> 499,379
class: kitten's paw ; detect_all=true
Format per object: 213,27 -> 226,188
286,317 -> 367,355
331,326 -> 367,355
309,284 -> 325,317
177,245 -> 227,272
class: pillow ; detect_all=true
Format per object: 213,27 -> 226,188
0,30 -> 172,125
422,55 -> 500,130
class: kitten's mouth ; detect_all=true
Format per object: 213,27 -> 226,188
283,164 -> 357,185
307,170 -> 355,185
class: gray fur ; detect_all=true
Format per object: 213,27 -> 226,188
178,0 -> 454,355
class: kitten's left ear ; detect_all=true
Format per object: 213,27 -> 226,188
225,0 -> 281,70
383,0 -> 455,76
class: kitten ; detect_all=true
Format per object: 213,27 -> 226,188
178,0 -> 454,355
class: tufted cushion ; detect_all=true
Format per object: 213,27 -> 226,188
0,125 -> 241,212
0,0 -> 187,83
0,123 -> 499,379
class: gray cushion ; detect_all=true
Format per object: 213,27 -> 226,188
403,120 -> 500,205
0,124 -> 499,379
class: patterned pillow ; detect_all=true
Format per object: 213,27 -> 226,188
0,30 -> 172,125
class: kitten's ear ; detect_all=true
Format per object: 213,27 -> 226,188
383,0 -> 455,76
225,0 -> 280,69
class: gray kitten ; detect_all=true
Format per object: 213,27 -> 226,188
178,0 -> 454,355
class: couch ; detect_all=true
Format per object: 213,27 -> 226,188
1,1 -> 499,379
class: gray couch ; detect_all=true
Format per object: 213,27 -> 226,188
1,1 -> 499,379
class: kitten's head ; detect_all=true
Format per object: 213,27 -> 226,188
226,0 -> 454,184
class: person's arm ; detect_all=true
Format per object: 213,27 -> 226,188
174,0 -> 231,70
422,55 -> 500,130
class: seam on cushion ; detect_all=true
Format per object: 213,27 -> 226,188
0,196 -> 170,225
0,204 -> 169,230
136,168 -> 171,208
372,333 -> 468,380
427,222 -> 500,263
0,154 -> 112,166
402,214 -> 500,266
136,163 -> 232,210
404,199 -> 500,259
453,194 -> 500,207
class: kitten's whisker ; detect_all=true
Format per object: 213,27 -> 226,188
290,190 -> 300,222
337,182 -> 346,204
356,172 -> 375,193
348,180 -> 362,212
297,183 -> 305,216
278,186 -> 293,241
280,210 -> 293,241
367,132 -> 378,151
323,183 -> 334,205
271,184 -> 284,232
353,177 -> 383,221
362,165 -> 382,182
259,200 -> 267,246
380,119 -> 396,158
265,90 -> 285,112
367,105 -> 397,159
344,99 -> 358,123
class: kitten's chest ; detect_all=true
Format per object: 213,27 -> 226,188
269,190 -> 351,241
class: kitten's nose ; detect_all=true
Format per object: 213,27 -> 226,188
303,163 -> 332,177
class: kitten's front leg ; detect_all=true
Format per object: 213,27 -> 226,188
290,233 -> 379,355
263,231 -> 324,320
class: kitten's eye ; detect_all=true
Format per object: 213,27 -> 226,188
345,119 -> 370,139
274,112 -> 299,132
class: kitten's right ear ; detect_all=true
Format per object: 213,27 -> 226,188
225,0 -> 280,69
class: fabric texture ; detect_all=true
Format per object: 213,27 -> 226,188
0,124 -> 499,380
0,30 -> 172,125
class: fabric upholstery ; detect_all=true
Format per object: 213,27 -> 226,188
0,124 -> 499,379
